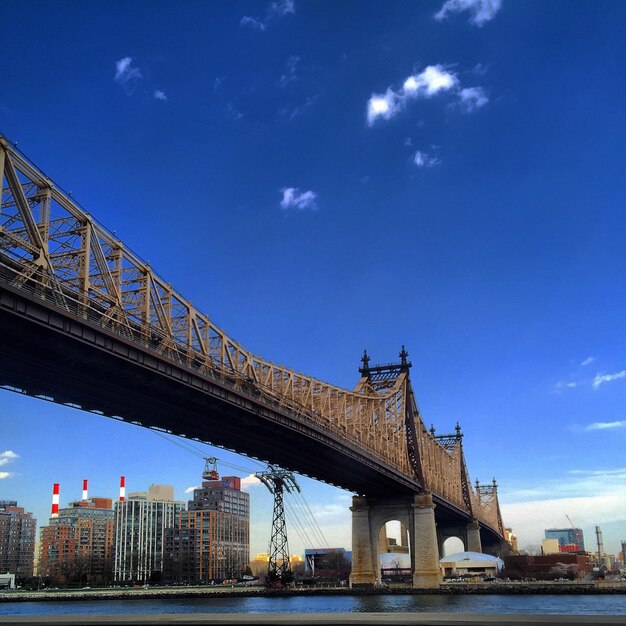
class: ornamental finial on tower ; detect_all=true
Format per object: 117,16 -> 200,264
455,422 -> 463,439
361,349 -> 370,371
399,345 -> 409,367
429,424 -> 436,436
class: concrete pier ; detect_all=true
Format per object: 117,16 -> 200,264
349,493 -> 442,589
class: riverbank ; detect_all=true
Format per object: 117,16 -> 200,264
2,581 -> 625,603
2,612 -> 626,626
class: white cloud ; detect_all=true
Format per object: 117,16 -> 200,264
414,150 -> 441,168
279,56 -> 300,87
367,89 -> 401,125
153,90 -> 167,101
458,86 -> 488,112
366,65 -> 458,126
241,0 -> 294,31
593,369 -> 626,390
114,57 -> 142,92
0,450 -> 18,467
184,485 -> 198,494
585,420 -> 626,431
241,474 -> 262,489
280,187 -> 318,210
0,472 -> 13,480
581,356 -> 596,366
435,0 -> 502,27
403,65 -> 457,97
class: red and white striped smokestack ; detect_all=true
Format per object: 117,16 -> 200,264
82,479 -> 88,502
119,476 -> 125,501
51,483 -> 60,518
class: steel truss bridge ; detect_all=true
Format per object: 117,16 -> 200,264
0,135 -> 505,546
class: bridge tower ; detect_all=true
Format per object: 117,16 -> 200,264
255,466 -> 300,585
350,348 -> 442,589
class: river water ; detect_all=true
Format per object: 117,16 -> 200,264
1,594 -> 625,617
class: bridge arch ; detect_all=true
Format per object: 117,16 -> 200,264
442,536 -> 465,556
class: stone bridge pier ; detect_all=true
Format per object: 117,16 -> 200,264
349,493 -> 442,589
437,519 -> 483,556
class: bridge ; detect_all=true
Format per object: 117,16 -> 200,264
0,135 -> 508,587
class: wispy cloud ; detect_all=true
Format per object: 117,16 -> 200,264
458,86 -> 488,112
241,474 -> 261,489
585,420 -> 626,431
153,90 -> 167,101
184,485 -> 198,494
241,0 -> 295,31
367,65 -> 458,126
226,103 -> 244,120
114,57 -> 142,93
280,187 -> 317,210
593,369 -> 626,390
270,0 -> 295,17
555,380 -> 577,391
240,16 -> 267,31
0,450 -> 18,467
0,472 -> 13,480
435,0 -> 503,27
569,467 -> 626,476
278,95 -> 318,121
279,56 -> 300,87
414,150 -> 441,168
581,356 -> 596,367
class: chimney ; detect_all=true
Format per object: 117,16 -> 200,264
51,483 -> 60,518
596,526 -> 605,562
82,479 -> 88,502
119,476 -> 125,502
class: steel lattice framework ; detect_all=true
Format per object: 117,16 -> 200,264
0,135 -> 504,537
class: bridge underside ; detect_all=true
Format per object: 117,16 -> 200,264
0,284 -> 427,499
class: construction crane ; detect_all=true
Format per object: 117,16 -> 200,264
255,465 -> 300,586
565,514 -> 575,529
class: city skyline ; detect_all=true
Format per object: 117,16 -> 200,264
1,0 -> 625,558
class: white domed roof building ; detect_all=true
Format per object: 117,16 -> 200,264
440,551 -> 503,579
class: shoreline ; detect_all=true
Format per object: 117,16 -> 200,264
2,582 -> 626,603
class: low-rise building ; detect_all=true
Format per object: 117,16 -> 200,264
440,551 -> 502,579
504,553 -> 592,580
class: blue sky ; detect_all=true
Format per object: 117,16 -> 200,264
1,0 -> 625,556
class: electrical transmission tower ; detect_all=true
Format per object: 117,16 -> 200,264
255,465 -> 300,586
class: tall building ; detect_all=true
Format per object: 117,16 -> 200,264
544,528 -> 585,552
621,541 -> 626,567
0,501 -> 37,578
39,497 -> 114,584
113,485 -> 184,583
164,474 -> 250,584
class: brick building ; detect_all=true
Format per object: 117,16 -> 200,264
504,553 -> 592,580
39,498 -> 114,584
164,475 -> 250,584
0,501 -> 37,579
